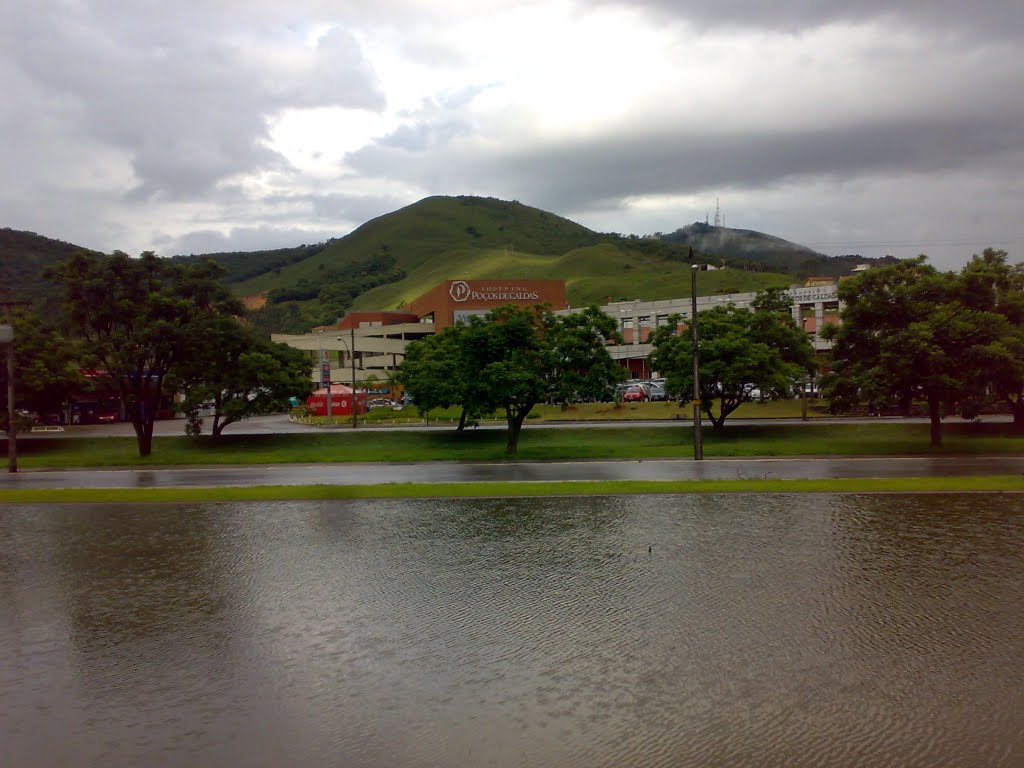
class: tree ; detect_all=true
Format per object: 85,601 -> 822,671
958,248 -> 1024,428
400,304 -> 622,452
823,256 -> 1011,446
0,309 -> 87,427
174,316 -> 312,437
650,295 -> 815,431
398,322 -> 485,431
49,251 -> 243,456
545,306 -> 624,405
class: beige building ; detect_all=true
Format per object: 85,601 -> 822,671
276,277 -> 842,388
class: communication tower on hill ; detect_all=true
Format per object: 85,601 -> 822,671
713,197 -> 721,228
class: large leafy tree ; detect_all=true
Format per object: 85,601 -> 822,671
398,322 -> 485,431
50,251 -> 243,455
650,294 -> 815,431
823,255 -> 1011,446
545,306 -> 624,405
958,248 -> 1024,428
400,304 -> 622,452
0,310 -> 87,428
174,316 -> 312,437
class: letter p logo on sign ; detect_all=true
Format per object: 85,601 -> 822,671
449,280 -> 471,302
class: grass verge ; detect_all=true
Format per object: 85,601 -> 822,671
2,476 -> 1022,503
11,421 -> 1024,468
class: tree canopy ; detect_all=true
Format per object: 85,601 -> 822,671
173,315 -> 312,437
958,249 -> 1024,427
399,304 -> 623,452
822,254 -> 1015,445
49,251 -> 244,455
650,292 -> 815,431
0,310 -> 87,429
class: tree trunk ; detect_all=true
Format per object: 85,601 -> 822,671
457,407 -> 468,432
505,405 -> 531,454
134,417 -> 154,456
706,404 -> 725,432
928,393 -> 942,447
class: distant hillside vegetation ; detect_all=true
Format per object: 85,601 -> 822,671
168,241 -> 332,284
660,222 -> 898,276
9,197 -> 892,336
0,228 -> 102,311
230,196 -> 796,333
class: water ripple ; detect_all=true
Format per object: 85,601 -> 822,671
1,494 -> 1022,767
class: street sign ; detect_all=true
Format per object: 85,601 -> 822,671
320,349 -> 331,387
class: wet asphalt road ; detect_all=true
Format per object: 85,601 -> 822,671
3,456 -> 1022,490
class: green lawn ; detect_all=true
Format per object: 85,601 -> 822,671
345,398 -> 833,426
10,421 -> 1024,469
3,475 -> 1023,504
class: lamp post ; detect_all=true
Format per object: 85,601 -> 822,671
319,341 -> 332,421
1,323 -> 15,473
337,328 -> 358,430
689,257 -> 703,461
351,325 -> 358,430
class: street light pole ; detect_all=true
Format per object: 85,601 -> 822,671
1,323 -> 15,473
689,256 -> 703,461
350,325 -> 358,430
338,330 -> 359,429
320,342 -> 332,422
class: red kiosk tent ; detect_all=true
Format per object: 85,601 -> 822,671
305,384 -> 368,417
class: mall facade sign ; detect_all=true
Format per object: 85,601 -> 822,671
448,281 -> 542,303
405,279 -> 567,329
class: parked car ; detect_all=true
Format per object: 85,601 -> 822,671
649,382 -> 668,401
623,385 -> 647,403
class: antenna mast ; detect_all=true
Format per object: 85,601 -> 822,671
713,197 -> 721,228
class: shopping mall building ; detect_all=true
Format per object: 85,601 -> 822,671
273,277 -> 840,389
272,279 -> 569,391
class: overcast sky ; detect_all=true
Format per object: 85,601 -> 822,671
3,0 -> 1022,269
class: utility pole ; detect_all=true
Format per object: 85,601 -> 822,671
350,325 -> 358,430
320,344 -> 333,421
0,301 -> 27,474
1,323 -> 15,473
689,249 -> 703,460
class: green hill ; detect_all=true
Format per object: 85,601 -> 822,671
661,222 -> 897,276
231,196 -> 796,331
0,228 -> 103,312
5,196 -> 873,335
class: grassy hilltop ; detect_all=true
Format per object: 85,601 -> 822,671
232,196 -> 796,320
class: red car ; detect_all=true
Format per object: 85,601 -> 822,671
623,385 -> 647,402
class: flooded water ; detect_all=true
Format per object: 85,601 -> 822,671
1,494 -> 1022,768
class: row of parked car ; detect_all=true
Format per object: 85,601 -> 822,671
618,379 -> 669,403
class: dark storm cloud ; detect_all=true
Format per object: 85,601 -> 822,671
4,1 -> 384,198
346,108 -> 1024,215
606,0 -> 1024,38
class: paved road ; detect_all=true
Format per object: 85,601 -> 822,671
3,456 -> 1022,490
